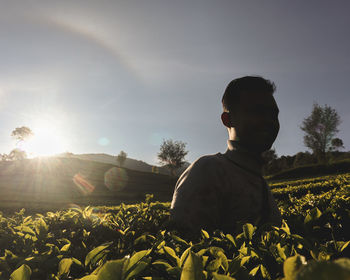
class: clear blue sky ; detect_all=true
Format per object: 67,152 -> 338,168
0,0 -> 349,165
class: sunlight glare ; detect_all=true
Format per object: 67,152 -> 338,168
22,121 -> 68,157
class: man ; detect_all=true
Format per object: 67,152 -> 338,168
170,76 -> 282,235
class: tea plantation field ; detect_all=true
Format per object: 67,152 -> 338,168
1,173 -> 350,279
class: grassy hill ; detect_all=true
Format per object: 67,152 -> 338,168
68,153 -> 190,176
0,157 -> 177,212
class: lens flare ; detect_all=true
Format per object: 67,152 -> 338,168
73,173 -> 95,195
104,167 -> 128,191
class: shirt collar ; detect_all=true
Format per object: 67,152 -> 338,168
224,140 -> 264,176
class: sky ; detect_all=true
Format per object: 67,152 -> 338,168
0,0 -> 349,165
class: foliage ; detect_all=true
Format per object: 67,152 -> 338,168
11,126 -> 33,144
292,152 -> 317,168
158,139 -> 188,176
0,173 -> 350,279
8,148 -> 27,161
268,159 -> 350,180
117,151 -> 127,167
262,148 -> 278,164
331,138 -> 344,151
300,103 -> 341,162
262,148 -> 278,175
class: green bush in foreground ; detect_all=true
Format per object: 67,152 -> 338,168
1,176 -> 350,279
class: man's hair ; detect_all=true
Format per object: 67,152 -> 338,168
222,76 -> 276,113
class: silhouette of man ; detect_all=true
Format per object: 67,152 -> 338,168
170,76 -> 282,235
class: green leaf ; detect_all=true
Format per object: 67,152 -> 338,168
242,224 -> 255,240
72,258 -> 83,267
171,234 -> 189,246
240,256 -> 250,266
85,242 -> 112,267
58,258 -> 73,276
206,258 -> 221,272
180,251 -> 205,280
281,220 -> 291,235
304,207 -> 322,224
260,264 -> 271,279
212,272 -> 236,280
163,246 -> 180,267
218,252 -> 228,272
283,255 -> 306,280
60,243 -> 71,253
152,260 -> 173,270
10,264 -> 31,280
225,234 -> 236,247
180,247 -> 191,268
340,241 -> 350,252
201,229 -> 209,239
209,247 -> 225,257
124,250 -> 150,280
202,256 -> 209,267
126,250 -> 149,272
35,218 -> 48,237
249,265 -> 260,276
15,226 -> 36,236
125,261 -> 149,280
78,276 -> 98,280
96,259 -> 126,280
276,243 -> 287,260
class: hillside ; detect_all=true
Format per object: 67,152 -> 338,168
67,153 -> 190,176
0,157 -> 178,211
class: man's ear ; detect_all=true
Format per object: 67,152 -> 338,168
221,112 -> 233,128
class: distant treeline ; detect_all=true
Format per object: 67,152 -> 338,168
262,150 -> 350,176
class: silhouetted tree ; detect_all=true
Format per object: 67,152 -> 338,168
116,150 -> 127,167
262,148 -> 277,164
158,139 -> 188,176
11,126 -> 33,144
262,148 -> 278,175
293,151 -> 317,167
300,103 -> 341,162
9,148 -> 27,161
330,138 -> 344,151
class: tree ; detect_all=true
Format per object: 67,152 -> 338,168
116,150 -> 127,167
300,103 -> 341,162
158,139 -> 188,176
11,126 -> 33,144
293,151 -> 317,167
261,148 -> 278,176
262,148 -> 278,164
8,148 -> 27,161
330,138 -> 344,151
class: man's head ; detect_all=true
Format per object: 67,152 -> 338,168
221,76 -> 280,154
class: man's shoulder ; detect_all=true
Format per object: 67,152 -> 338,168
191,153 -> 224,168
182,153 -> 226,176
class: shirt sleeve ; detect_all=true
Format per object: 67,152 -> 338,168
170,157 -> 221,233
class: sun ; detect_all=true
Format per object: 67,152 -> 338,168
22,121 -> 68,157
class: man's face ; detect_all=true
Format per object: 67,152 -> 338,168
230,91 -> 280,154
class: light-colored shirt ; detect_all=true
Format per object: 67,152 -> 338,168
170,140 -> 281,233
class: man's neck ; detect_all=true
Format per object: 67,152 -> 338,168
225,140 -> 265,176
